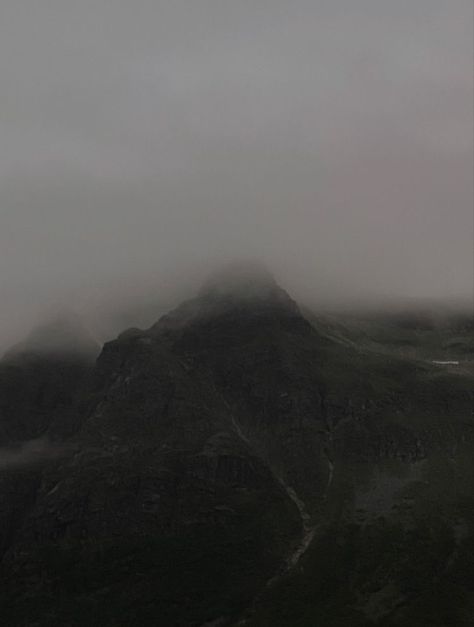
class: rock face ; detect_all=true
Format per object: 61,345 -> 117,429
0,314 -> 100,595
0,314 -> 99,443
0,268 -> 473,626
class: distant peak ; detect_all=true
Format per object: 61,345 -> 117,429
3,313 -> 100,362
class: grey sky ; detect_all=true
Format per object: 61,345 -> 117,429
0,1 -> 473,345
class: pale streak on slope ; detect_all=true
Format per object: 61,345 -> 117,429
227,413 -> 321,627
230,413 -> 321,576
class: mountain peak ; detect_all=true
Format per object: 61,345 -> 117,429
3,313 -> 100,363
153,262 -> 304,334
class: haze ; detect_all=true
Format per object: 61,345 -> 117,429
1,1 -> 473,350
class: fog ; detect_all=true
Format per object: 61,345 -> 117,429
1,1 -> 473,350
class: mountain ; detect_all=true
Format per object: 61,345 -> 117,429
0,314 -> 99,444
0,267 -> 473,626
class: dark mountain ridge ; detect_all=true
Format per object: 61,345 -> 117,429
0,267 -> 473,626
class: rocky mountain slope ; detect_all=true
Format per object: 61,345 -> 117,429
0,314 -> 99,444
0,266 -> 473,626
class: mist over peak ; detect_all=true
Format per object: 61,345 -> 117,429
3,312 -> 100,363
0,0 -> 472,354
199,260 -> 278,298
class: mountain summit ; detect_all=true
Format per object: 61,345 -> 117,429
155,261 -> 302,335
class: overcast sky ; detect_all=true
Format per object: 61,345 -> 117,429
0,1 -> 473,346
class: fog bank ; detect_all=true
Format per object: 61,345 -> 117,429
1,1 -> 472,349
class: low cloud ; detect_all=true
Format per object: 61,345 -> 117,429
0,1 -> 472,350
